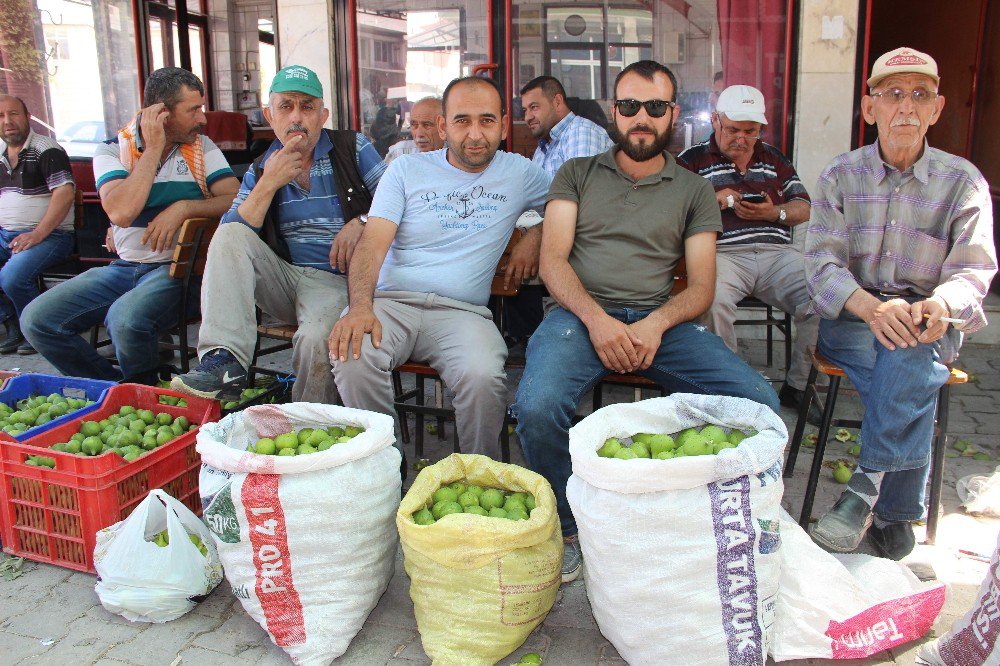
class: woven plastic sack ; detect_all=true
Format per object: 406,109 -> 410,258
198,403 -> 400,665
567,393 -> 787,666
917,529 -> 1000,665
397,453 -> 562,666
94,489 -> 223,623
772,508 -> 946,661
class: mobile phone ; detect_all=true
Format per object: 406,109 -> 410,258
741,192 -> 766,204
134,112 -> 145,153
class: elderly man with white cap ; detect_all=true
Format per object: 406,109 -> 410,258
805,47 -> 996,560
678,84 -> 816,416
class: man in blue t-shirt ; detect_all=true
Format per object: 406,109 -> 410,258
173,66 -> 386,403
331,76 -> 551,457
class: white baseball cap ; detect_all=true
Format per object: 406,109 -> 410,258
867,47 -> 939,88
715,85 -> 767,125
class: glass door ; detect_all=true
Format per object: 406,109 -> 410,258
352,0 -> 493,157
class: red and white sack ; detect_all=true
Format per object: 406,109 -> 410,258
917,530 -> 1000,665
567,394 -> 788,665
771,508 -> 946,661
197,403 -> 400,665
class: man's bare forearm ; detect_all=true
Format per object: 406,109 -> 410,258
185,190 -> 239,219
346,242 -> 381,312
102,151 -> 161,227
541,257 -> 606,326
641,281 -> 713,332
235,180 -> 281,229
783,199 -> 812,227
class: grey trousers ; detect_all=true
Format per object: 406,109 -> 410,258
197,223 -> 347,403
332,291 -> 508,458
706,243 -> 818,390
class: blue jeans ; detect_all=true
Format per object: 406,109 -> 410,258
0,228 -> 74,323
21,260 -> 196,382
513,306 -> 780,536
817,312 -> 958,522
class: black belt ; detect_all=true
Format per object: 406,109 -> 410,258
864,287 -> 921,300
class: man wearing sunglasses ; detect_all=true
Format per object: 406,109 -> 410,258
677,85 -> 817,421
514,60 -> 780,584
806,47 -> 996,560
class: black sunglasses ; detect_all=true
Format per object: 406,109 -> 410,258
614,98 -> 677,118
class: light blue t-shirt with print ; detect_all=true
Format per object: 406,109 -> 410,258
370,148 -> 551,306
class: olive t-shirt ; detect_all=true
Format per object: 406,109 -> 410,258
547,148 -> 721,309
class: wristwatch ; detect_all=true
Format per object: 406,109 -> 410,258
776,207 -> 787,223
358,214 -> 368,226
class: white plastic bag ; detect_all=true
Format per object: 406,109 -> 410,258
198,402 -> 400,666
94,489 -> 223,623
958,466 -> 1000,517
566,393 -> 787,666
771,508 -> 946,661
917,530 -> 1000,665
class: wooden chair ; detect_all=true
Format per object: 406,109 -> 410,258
87,217 -> 218,375
391,229 -> 525,462
734,296 -> 793,374
783,348 -> 968,545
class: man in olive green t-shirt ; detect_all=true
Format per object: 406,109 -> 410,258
512,60 -> 780,584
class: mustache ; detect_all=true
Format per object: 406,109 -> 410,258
286,124 -> 308,135
891,117 -> 921,127
628,124 -> 657,135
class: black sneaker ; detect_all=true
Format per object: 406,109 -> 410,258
0,319 -> 24,354
171,348 -> 247,400
868,520 -> 916,561
16,341 -> 35,356
562,534 -> 582,583
779,382 -> 823,426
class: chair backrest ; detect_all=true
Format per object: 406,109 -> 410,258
170,217 -> 219,281
490,228 -> 525,297
73,189 -> 84,230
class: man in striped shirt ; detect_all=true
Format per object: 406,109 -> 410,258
0,95 -> 75,354
806,47 -> 996,560
172,66 -> 387,403
23,68 -> 240,384
678,85 -> 816,413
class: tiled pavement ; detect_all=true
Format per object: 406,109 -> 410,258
1,335 -> 998,666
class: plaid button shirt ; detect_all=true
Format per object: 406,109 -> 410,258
532,112 -> 613,178
806,141 -> 996,333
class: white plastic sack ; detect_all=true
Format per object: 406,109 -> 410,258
917,530 -> 1000,665
198,403 -> 400,666
567,393 -> 787,666
771,508 -> 946,661
94,489 -> 223,623
958,466 -> 1000,517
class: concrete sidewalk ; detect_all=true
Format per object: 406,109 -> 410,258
1,338 -> 998,666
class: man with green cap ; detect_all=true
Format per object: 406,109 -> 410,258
173,65 -> 387,403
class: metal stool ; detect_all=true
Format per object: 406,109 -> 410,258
783,348 -> 968,545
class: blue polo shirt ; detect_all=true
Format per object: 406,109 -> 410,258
222,131 -> 386,273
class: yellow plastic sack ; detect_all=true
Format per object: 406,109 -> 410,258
397,453 -> 562,666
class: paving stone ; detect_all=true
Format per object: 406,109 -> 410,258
365,575 -> 417,630
2,575 -> 101,639
105,609 -> 225,665
539,625 -> 614,666
25,612 -> 142,665
332,624 -> 416,665
241,638 -> 290,665
189,584 -> 237,619
2,630 -> 54,664
191,606 -> 267,656
540,578 -> 598,630
173,645 -> 238,666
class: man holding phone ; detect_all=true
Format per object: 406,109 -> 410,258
23,67 -> 239,384
678,85 -> 816,415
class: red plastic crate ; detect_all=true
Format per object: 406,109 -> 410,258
0,384 -> 220,572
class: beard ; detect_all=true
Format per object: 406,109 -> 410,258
609,120 -> 673,162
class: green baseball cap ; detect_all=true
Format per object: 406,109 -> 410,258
269,65 -> 323,98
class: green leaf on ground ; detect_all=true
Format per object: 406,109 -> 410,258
0,556 -> 24,581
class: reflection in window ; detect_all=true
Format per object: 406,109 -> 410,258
511,0 -> 791,155
355,2 -> 488,156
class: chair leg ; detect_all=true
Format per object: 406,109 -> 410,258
392,370 -> 410,445
783,312 -> 793,374
415,375 -> 426,459
434,379 -> 446,441
500,407 -> 512,463
784,363 -> 820,478
765,305 -> 774,367
592,381 -> 604,412
926,384 -> 950,545
799,375 -> 842,529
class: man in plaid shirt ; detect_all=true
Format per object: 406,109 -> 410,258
806,47 -> 996,560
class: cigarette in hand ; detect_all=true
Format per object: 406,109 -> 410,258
923,313 -> 965,325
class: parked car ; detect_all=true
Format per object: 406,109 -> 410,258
59,120 -> 109,158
